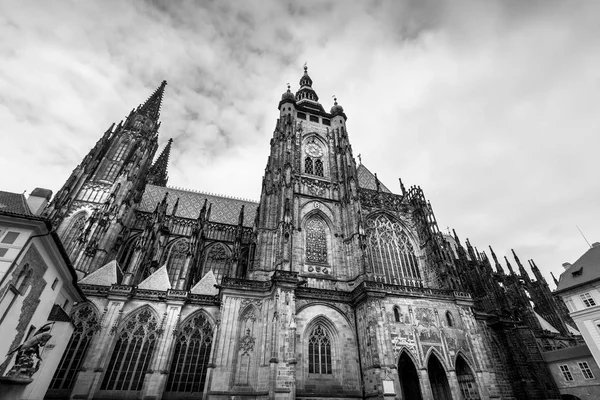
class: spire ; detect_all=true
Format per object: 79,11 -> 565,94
504,256 -> 515,275
139,80 -> 167,121
512,249 -> 530,280
529,259 -> 546,283
295,64 -> 324,112
550,271 -> 559,286
489,246 -> 504,275
147,138 -> 173,187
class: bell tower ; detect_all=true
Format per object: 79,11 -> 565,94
44,81 -> 170,276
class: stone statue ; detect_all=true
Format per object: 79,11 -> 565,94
5,323 -> 53,378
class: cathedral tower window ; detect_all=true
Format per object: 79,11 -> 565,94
201,243 -> 232,284
100,308 -> 158,391
305,157 -> 314,174
113,141 -> 129,161
165,239 -> 189,286
314,159 -> 324,177
308,325 -> 332,374
365,214 -> 421,286
49,304 -> 99,393
305,216 -> 328,264
166,312 -> 213,393
62,212 -> 87,253
394,307 -> 401,322
446,311 -> 454,327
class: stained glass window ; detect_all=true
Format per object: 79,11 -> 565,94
100,309 -> 158,391
167,239 -> 189,286
365,214 -> 421,286
308,325 -> 332,374
202,244 -> 231,284
49,304 -> 99,391
305,217 -> 327,264
305,157 -> 313,174
314,159 -> 324,177
166,313 -> 213,393
62,212 -> 87,253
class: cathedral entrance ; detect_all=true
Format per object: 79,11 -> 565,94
398,351 -> 423,400
456,355 -> 480,400
427,354 -> 453,400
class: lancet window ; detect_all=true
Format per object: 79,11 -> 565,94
113,140 -> 129,161
100,308 -> 159,391
314,159 -> 324,177
305,217 -> 328,264
202,243 -> 232,284
365,214 -> 421,286
166,313 -> 213,393
49,304 -> 99,391
305,157 -> 314,174
166,239 -> 189,286
62,212 -> 87,253
308,325 -> 332,374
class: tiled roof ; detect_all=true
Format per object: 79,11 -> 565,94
0,191 -> 33,216
139,185 -> 258,226
357,164 -> 392,193
556,244 -> 600,293
79,260 -> 122,286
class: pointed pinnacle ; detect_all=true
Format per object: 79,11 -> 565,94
550,271 -> 559,286
147,138 -> 173,187
139,80 -> 167,121
504,256 -> 515,275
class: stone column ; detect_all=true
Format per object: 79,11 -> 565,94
419,368 -> 434,400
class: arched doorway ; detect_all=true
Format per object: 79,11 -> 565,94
456,355 -> 480,399
427,353 -> 453,400
398,351 -> 423,400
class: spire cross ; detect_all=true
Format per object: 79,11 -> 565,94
303,62 -> 307,73
332,94 -> 338,105
357,153 -> 362,164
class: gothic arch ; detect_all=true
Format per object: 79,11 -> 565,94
427,350 -> 453,400
163,238 -> 190,286
303,214 -> 332,266
100,306 -> 160,392
302,134 -> 329,177
424,346 -> 450,372
200,242 -> 232,284
296,302 -> 353,329
455,352 -> 481,400
165,310 -> 214,394
304,315 -> 338,376
61,210 -> 89,253
398,349 -> 423,400
117,234 -> 140,271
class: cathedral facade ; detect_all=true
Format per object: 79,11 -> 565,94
41,68 -> 578,400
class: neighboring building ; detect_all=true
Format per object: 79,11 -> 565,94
543,344 -> 600,400
0,189 -> 85,400
556,243 -> 600,368
31,67 -> 583,400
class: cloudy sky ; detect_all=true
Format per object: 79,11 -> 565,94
1,0 -> 599,285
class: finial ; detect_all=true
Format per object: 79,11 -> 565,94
303,62 -> 308,74
332,95 -> 338,105
357,153 -> 362,164
287,82 -> 291,92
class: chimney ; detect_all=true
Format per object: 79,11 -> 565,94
27,188 -> 52,216
562,262 -> 572,270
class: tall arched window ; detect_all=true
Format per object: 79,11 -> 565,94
113,141 -> 129,161
314,159 -> 324,177
166,313 -> 213,393
202,244 -> 231,284
305,217 -> 328,264
62,212 -> 87,253
308,325 -> 332,374
118,237 -> 139,271
49,304 -> 99,392
394,307 -> 401,322
305,157 -> 314,174
100,308 -> 158,391
365,214 -> 421,286
166,239 -> 189,286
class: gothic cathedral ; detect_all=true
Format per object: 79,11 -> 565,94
42,67 -> 577,400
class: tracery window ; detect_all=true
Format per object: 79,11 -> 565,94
62,212 -> 87,253
305,157 -> 313,174
202,244 -> 232,284
113,141 -> 129,161
365,214 -> 421,286
314,159 -> 324,177
166,239 -> 189,286
305,217 -> 328,264
308,325 -> 332,374
102,163 -> 119,182
100,309 -> 158,391
166,313 -> 213,393
49,304 -> 99,391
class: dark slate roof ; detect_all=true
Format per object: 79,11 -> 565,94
556,244 -> 600,293
356,164 -> 392,193
139,185 -> 258,226
0,191 -> 33,216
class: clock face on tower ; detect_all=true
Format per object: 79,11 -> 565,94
306,143 -> 323,158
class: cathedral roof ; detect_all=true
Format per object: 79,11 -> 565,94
79,259 -> 123,286
0,191 -> 33,216
138,264 -> 171,291
140,185 -> 258,226
556,243 -> 600,293
356,164 -> 392,193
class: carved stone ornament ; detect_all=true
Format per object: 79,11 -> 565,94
239,329 -> 255,355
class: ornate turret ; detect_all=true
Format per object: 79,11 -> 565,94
147,138 -> 173,187
295,64 -> 325,113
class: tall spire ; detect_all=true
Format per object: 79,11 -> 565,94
147,138 -> 173,187
295,64 -> 324,112
139,80 -> 167,121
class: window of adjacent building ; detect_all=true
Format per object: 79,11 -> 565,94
1,231 -> 20,244
580,292 -> 596,308
0,248 -> 7,257
559,365 -> 574,381
51,278 -> 59,290
297,112 -> 306,120
579,362 -> 594,379
322,118 -> 331,126
0,288 -> 18,323
309,115 -> 319,123
308,325 -> 332,374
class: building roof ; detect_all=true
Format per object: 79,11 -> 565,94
139,185 -> 258,226
534,311 -> 559,334
356,164 -> 392,193
79,260 -> 123,286
556,244 -> 600,293
0,190 -> 33,216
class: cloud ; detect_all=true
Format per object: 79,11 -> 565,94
1,0 -> 599,285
